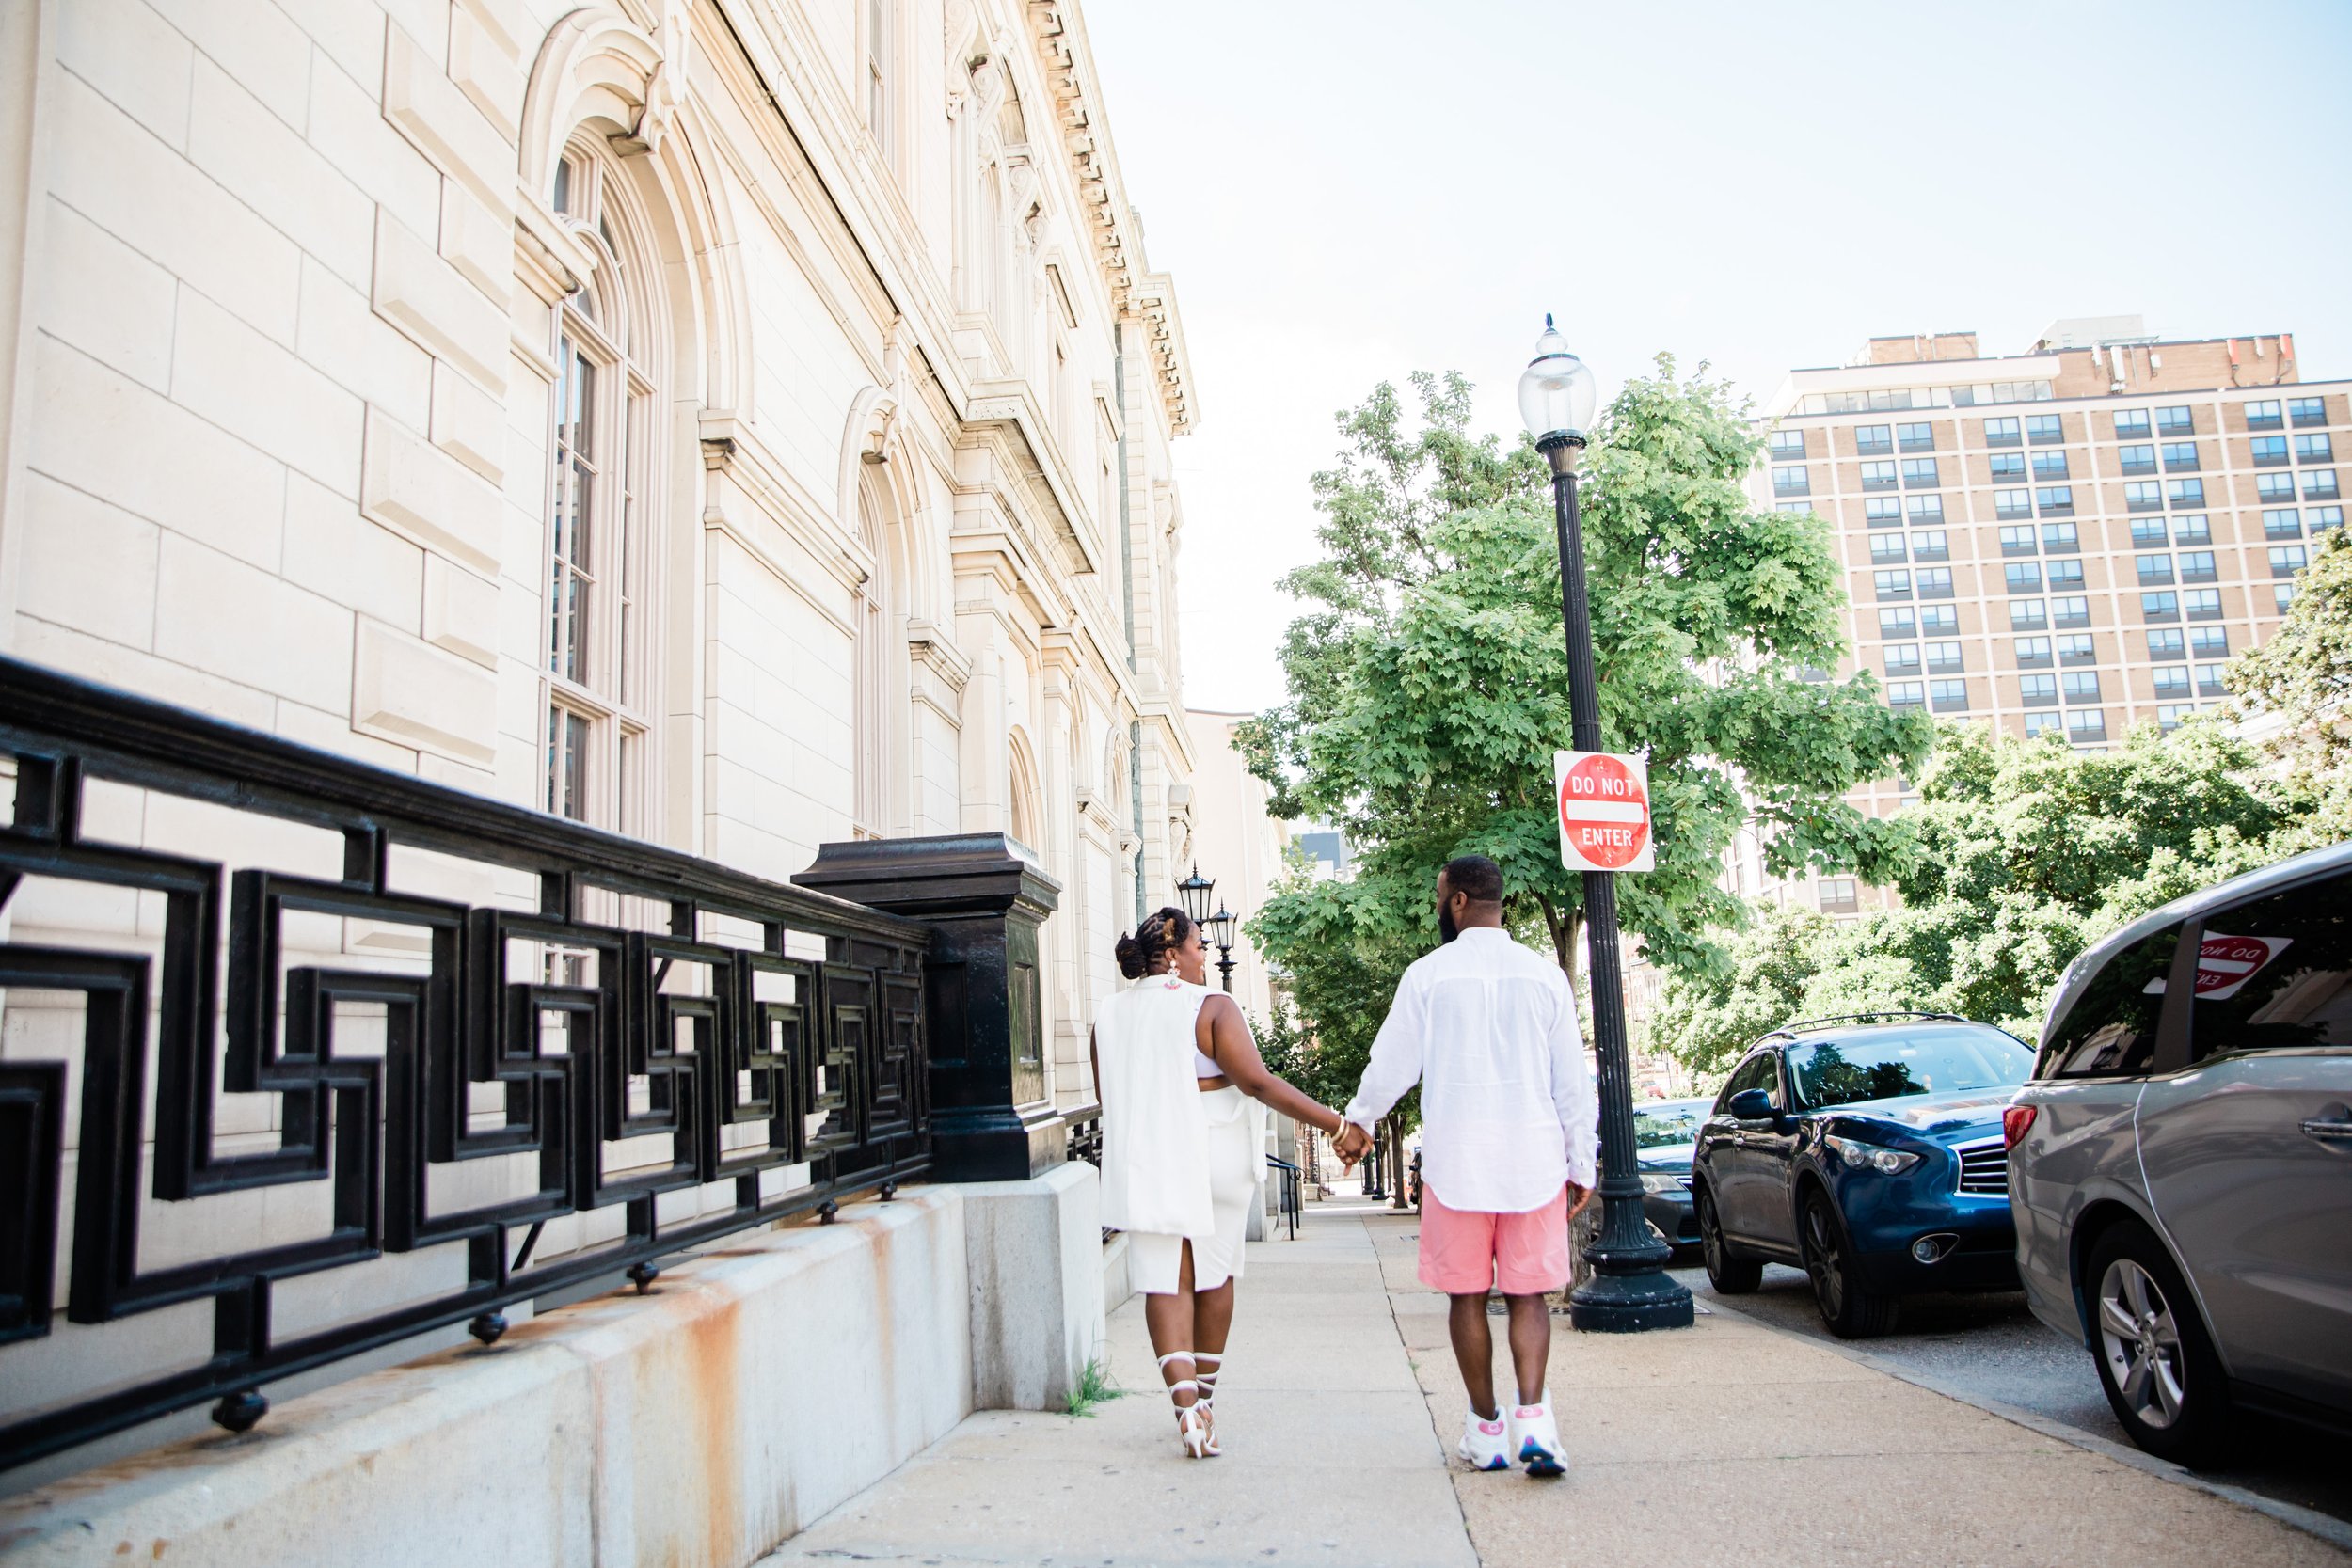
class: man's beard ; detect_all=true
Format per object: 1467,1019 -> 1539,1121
1437,902 -> 1459,943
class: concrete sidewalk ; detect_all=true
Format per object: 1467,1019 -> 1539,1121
762,1208 -> 2347,1568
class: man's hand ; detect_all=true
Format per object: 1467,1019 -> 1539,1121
1565,1180 -> 1596,1220
1332,1120 -> 1372,1168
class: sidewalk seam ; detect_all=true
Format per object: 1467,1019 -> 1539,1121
1702,1294 -> 2352,1556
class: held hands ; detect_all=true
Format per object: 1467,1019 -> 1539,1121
1331,1119 -> 1373,1169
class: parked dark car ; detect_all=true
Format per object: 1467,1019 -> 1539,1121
1634,1097 -> 1712,1253
2009,840 -> 2352,1463
1692,1015 -> 2035,1337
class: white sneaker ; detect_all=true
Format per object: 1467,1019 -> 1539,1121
1508,1395 -> 1565,1477
1456,1408 -> 1510,1471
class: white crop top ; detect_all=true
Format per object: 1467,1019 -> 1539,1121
1191,990 -> 1222,1078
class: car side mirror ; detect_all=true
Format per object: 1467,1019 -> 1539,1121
1726,1088 -> 1776,1121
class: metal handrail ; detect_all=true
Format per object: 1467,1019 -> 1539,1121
1264,1155 -> 1301,1240
0,656 -> 936,1471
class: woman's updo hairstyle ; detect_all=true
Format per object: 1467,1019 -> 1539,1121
1115,906 -> 1194,980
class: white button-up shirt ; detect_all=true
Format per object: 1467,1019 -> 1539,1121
1343,927 -> 1598,1213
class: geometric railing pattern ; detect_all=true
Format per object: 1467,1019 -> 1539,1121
0,656 -> 932,1471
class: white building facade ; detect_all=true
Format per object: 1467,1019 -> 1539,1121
0,0 -> 1198,1115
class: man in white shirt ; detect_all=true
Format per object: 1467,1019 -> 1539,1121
1336,854 -> 1597,1477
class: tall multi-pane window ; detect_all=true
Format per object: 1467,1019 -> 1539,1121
544,148 -> 657,832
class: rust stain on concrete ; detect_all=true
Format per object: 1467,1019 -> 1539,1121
682,1286 -> 742,1568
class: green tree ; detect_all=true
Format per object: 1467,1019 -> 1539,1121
1241,362 -> 1928,1102
2227,525 -> 2352,764
1242,364 -> 1925,972
1653,716 -> 2335,1062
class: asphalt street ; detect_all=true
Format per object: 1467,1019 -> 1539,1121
1670,1259 -> 2352,1530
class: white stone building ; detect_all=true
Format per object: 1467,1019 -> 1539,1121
0,0 -> 1199,1115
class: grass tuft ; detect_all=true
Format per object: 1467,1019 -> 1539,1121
1063,1357 -> 1125,1418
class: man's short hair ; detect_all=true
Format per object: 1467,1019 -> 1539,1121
1439,853 -> 1503,904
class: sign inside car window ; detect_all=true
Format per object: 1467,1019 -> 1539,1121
2140,931 -> 2293,1002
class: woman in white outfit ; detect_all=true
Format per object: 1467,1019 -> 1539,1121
1091,907 -> 1349,1458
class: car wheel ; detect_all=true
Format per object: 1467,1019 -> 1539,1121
1696,1186 -> 1761,1293
2085,1221 -> 2230,1464
1800,1188 -> 1897,1338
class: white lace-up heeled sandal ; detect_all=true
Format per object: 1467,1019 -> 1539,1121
1158,1352 -> 1210,1459
1192,1352 -> 1223,1455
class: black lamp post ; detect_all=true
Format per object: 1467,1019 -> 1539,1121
1518,318 -> 1693,1334
1204,903 -> 1239,993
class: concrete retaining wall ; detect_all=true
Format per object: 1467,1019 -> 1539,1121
0,1171 -> 1099,1568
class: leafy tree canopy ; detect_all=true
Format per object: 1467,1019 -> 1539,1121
1242,362 -> 1929,1098
1652,717 -> 2351,1072
2227,524 -> 2352,764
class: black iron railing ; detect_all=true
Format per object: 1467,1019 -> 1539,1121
1065,1102 -> 1103,1170
0,657 -> 935,1471
1265,1155 -> 1300,1240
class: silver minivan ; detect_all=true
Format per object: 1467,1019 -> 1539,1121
2008,839 -> 2352,1463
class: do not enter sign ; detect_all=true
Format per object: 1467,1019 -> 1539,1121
1555,750 -> 1654,873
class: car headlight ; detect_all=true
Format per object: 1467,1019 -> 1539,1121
1638,1171 -> 1690,1195
1824,1134 -> 1921,1175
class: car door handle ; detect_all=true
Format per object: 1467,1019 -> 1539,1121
2300,1117 -> 2352,1143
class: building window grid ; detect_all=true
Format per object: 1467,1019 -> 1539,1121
2251,435 -> 2290,467
543,150 -> 657,836
2118,444 -> 2157,476
2290,397 -> 2328,427
2245,401 -> 2282,431
2171,514 -> 2211,546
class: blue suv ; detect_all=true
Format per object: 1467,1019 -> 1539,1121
1692,1014 -> 2036,1337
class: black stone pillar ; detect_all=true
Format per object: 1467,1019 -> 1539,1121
794,832 -> 1066,1181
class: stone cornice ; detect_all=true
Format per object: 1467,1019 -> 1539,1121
961,377 -> 1103,578
701,410 -> 874,608
1022,2 -> 1197,436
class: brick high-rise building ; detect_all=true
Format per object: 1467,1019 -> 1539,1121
1749,317 -> 2343,833
1717,317 -> 2344,923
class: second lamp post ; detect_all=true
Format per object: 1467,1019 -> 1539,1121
1518,318 -> 1693,1334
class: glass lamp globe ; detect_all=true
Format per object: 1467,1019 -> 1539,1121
1176,863 -> 1215,925
1518,315 -> 1597,444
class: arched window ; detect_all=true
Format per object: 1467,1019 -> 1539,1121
852,471 -> 896,837
544,143 -> 660,834
1009,731 -> 1041,852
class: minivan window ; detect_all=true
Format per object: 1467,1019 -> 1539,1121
2186,869 -> 2352,1056
2038,924 -> 2183,1078
1787,1025 -> 2031,1108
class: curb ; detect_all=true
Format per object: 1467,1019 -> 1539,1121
1700,1292 -> 2352,1557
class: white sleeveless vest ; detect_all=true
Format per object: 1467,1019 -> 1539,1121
1093,974 -> 1217,1237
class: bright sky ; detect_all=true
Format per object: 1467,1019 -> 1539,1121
1084,0 -> 2352,715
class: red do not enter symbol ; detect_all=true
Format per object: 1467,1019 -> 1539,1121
1557,752 -> 1651,871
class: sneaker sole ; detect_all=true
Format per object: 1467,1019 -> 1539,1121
1519,1443 -> 1565,1478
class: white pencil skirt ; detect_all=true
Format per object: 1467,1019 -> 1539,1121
1130,1086 -> 1258,1295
